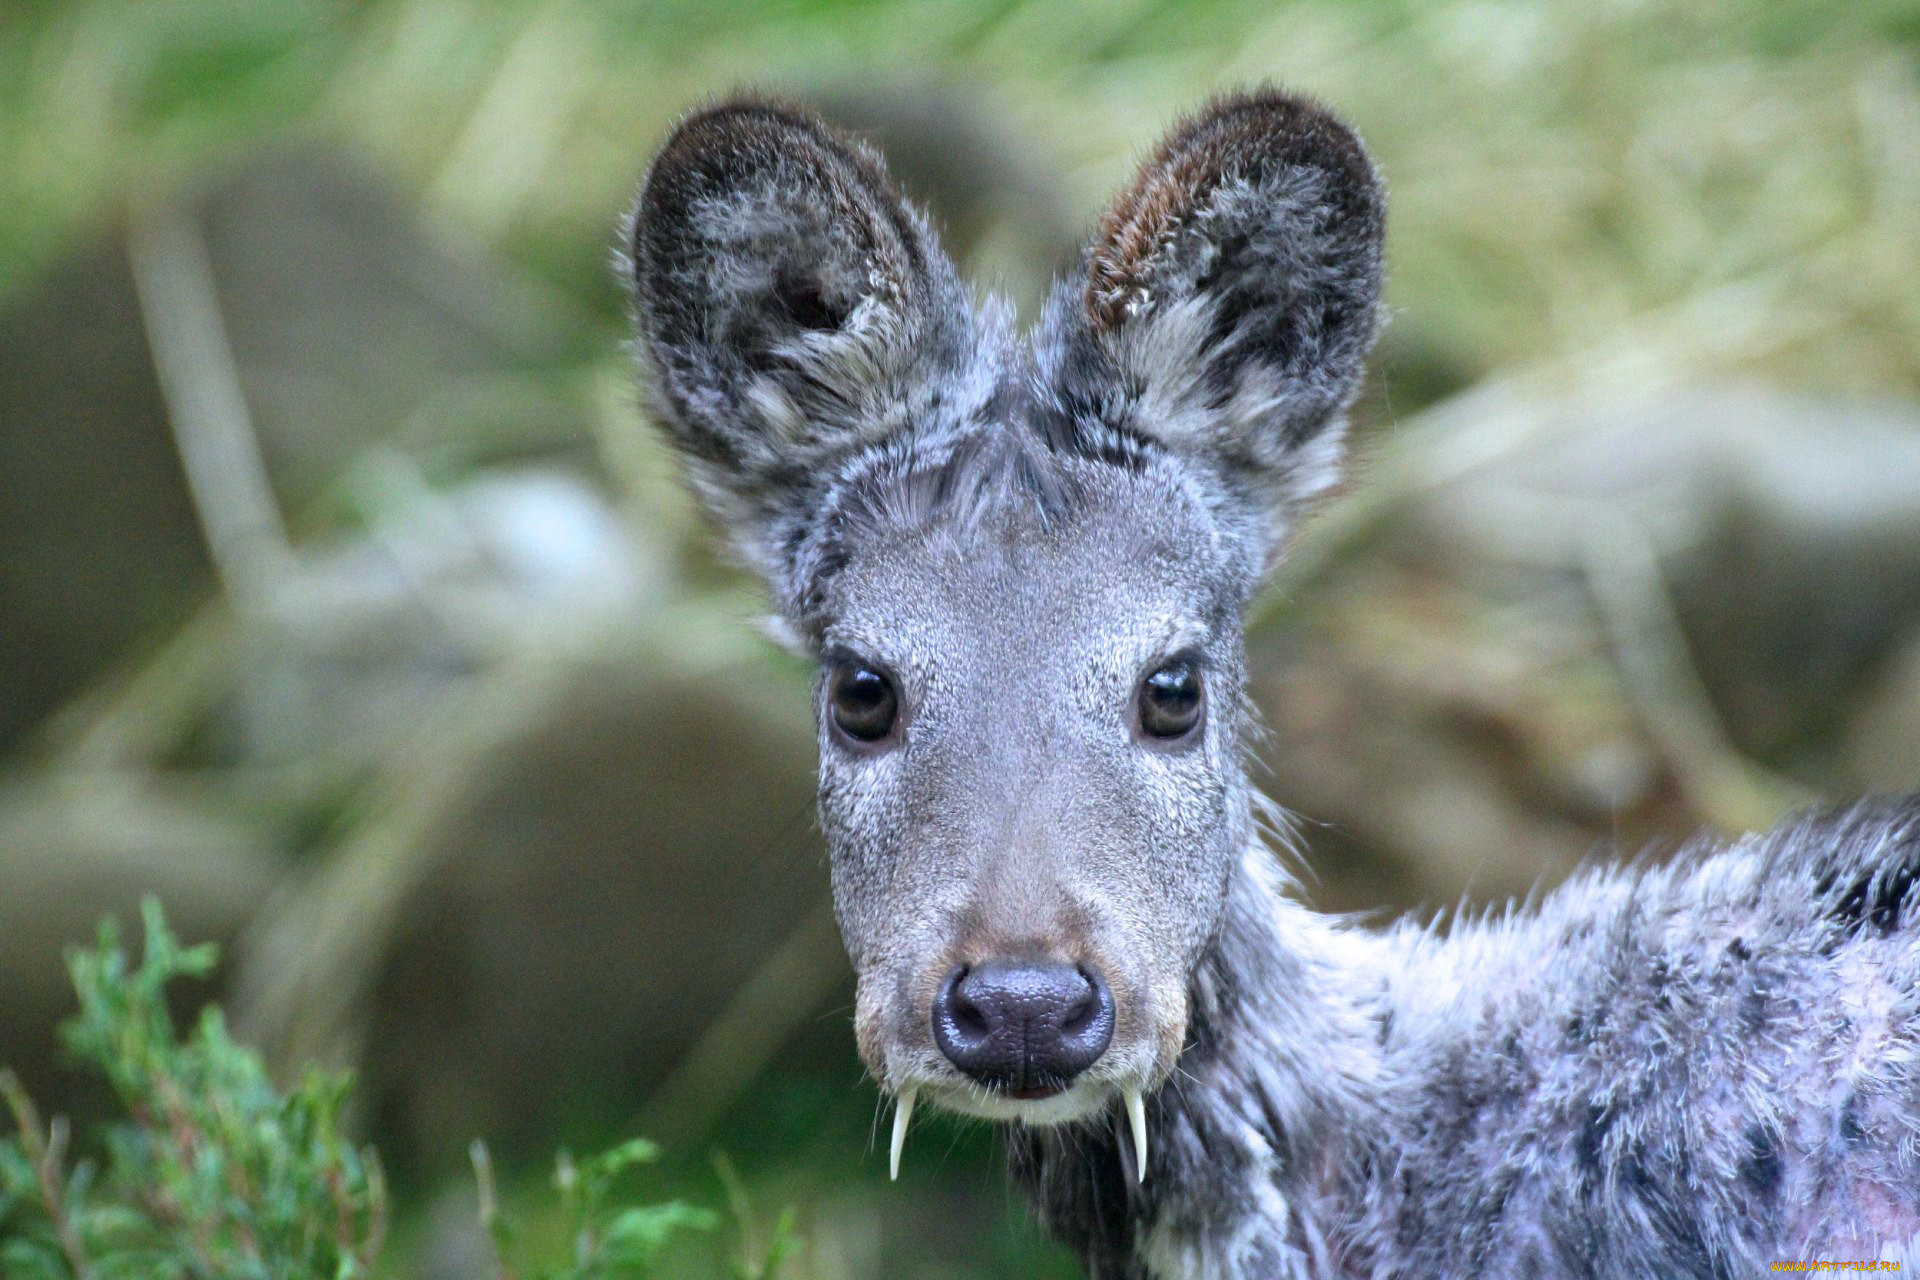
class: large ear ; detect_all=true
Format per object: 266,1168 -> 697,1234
1038,89 -> 1385,552
628,98 -> 977,594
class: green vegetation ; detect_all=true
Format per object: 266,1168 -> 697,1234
0,902 -> 750,1280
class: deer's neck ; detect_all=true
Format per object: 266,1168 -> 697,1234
1009,851 -> 1387,1279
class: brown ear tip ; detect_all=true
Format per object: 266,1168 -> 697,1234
635,92 -> 874,254
1193,85 -> 1337,119
1178,86 -> 1377,185
1083,87 -> 1381,331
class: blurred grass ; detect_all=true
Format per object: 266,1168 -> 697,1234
3,0 -> 1917,400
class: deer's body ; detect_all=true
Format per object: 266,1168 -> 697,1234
1018,802 -> 1920,1277
625,90 -> 1920,1277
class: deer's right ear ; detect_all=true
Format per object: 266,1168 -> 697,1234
628,98 -> 972,587
1039,90 -> 1386,555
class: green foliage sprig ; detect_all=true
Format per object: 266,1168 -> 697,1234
0,901 -> 749,1280
470,1136 -> 733,1280
0,899 -> 381,1280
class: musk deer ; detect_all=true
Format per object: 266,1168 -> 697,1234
625,90 -> 1920,1278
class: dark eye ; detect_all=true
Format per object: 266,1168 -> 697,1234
829,662 -> 899,743
1138,657 -> 1203,741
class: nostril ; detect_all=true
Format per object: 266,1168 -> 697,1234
1059,966 -> 1099,1034
1057,968 -> 1115,1067
947,967 -> 991,1038
935,965 -> 992,1051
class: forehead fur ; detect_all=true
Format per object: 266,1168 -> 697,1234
787,407 -> 1263,639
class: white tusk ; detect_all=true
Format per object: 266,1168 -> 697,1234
1125,1089 -> 1148,1185
890,1088 -> 916,1182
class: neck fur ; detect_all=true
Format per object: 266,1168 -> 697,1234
1008,850 -> 1385,1279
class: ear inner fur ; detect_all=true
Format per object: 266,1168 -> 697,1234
635,98 -> 922,321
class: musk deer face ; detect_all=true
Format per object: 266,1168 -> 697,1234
628,93 -> 1383,1135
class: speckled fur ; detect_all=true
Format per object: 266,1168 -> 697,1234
1015,803 -> 1920,1278
627,91 -> 1920,1278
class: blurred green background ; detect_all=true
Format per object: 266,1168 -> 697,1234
2,0 -> 1918,1275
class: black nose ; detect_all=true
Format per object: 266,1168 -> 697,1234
932,961 -> 1115,1094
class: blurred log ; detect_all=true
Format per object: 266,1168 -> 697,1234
228,606 -> 840,1172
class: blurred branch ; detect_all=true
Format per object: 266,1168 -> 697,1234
128,204 -> 297,613
1580,512 -> 1815,833
637,897 -> 847,1150
231,648 -> 580,1074
425,4 -> 591,242
29,603 -> 233,771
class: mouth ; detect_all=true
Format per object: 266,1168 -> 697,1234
1006,1084 -> 1064,1101
919,1073 -> 1110,1124
888,1079 -> 1150,1185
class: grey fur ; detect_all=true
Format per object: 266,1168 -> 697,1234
627,90 -> 1920,1277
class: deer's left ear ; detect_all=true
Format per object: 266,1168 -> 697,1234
628,98 -> 979,600
1039,89 -> 1385,535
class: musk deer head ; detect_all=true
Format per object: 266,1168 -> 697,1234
627,89 -> 1384,1176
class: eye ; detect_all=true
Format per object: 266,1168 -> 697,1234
828,661 -> 899,744
1138,656 -> 1204,741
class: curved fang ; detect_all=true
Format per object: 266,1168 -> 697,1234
890,1088 -> 916,1181
1126,1089 -> 1148,1185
